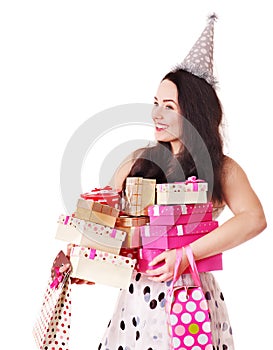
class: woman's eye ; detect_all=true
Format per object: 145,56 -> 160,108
165,105 -> 174,110
153,102 -> 159,106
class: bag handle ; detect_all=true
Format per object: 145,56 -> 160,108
184,245 -> 201,287
169,245 -> 201,292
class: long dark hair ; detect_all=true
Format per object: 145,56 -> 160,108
123,69 -> 225,203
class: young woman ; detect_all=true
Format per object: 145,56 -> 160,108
97,68 -> 266,349
62,15 -> 266,349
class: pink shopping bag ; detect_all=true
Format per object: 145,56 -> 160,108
166,246 -> 213,349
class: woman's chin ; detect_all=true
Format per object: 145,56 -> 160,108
155,135 -> 171,143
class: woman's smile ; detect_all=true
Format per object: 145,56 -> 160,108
155,122 -> 169,132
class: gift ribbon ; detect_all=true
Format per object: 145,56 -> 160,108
153,205 -> 160,216
50,267 -> 64,289
89,248 -> 96,260
110,229 -> 117,238
184,176 -> 204,191
176,225 -> 184,236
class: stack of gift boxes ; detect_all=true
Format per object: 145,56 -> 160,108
55,177 -> 222,290
55,187 -> 136,289
122,176 -> 223,274
115,177 -> 156,262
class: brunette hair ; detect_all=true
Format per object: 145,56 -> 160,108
123,69 -> 225,203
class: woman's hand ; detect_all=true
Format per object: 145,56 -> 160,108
145,248 -> 189,282
64,243 -> 95,285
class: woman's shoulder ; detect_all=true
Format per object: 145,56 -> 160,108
222,155 -> 248,181
108,146 -> 155,191
213,156 -> 247,210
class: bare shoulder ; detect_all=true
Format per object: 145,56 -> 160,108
222,156 -> 248,182
221,156 -> 262,213
108,148 -> 144,192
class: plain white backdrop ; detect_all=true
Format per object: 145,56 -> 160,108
0,1 -> 272,349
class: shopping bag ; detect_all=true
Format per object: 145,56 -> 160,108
166,245 -> 213,350
33,250 -> 72,350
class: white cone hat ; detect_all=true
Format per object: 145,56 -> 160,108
177,13 -> 218,86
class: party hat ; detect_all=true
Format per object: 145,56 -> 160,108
176,13 -> 218,86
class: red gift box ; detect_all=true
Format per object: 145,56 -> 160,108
120,247 -> 139,261
81,186 -> 121,209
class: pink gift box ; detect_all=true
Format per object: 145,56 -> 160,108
137,248 -> 222,273
148,204 -> 187,216
184,202 -> 213,214
137,248 -> 164,271
141,232 -> 207,249
148,203 -> 213,225
149,211 -> 213,226
140,220 -> 218,237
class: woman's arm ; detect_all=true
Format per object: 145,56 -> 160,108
190,157 -> 266,260
147,157 -> 267,282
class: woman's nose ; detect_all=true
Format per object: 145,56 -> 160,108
152,105 -> 164,120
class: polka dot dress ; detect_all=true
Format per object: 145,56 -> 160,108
98,271 -> 234,349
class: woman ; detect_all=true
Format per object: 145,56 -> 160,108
98,67 -> 266,349
63,15 -> 266,349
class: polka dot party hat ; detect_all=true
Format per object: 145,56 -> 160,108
176,13 -> 218,86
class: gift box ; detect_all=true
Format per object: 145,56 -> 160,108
81,186 -> 121,209
120,247 -> 139,261
140,220 -> 218,237
156,177 -> 208,205
117,226 -> 141,248
116,215 -> 149,227
56,215 -> 126,254
70,246 -> 136,289
137,248 -> 165,271
157,176 -> 208,192
141,232 -> 208,249
115,215 -> 149,248
125,177 -> 156,216
140,221 -> 218,249
74,198 -> 119,228
156,190 -> 207,205
148,203 -> 213,225
137,248 -> 222,273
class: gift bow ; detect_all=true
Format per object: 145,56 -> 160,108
50,266 -> 64,289
185,176 -> 204,191
91,186 -> 114,193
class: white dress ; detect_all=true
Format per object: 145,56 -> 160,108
98,208 -> 234,350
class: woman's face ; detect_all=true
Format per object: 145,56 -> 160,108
152,79 -> 182,147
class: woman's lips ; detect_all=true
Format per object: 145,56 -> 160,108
155,123 -> 168,132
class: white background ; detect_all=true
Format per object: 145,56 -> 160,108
0,1 -> 272,349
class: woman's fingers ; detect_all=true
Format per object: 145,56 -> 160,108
66,243 -> 75,257
147,272 -> 172,283
148,251 -> 166,266
71,277 -> 95,285
146,265 -> 166,276
59,263 -> 71,273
